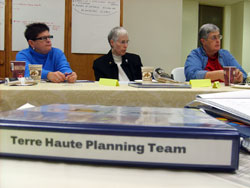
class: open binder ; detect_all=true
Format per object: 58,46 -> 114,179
187,90 -> 250,125
186,90 -> 250,152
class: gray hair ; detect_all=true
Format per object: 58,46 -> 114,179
108,26 -> 128,47
199,23 -> 220,45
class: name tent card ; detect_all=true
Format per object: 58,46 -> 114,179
190,79 -> 211,88
99,78 -> 119,86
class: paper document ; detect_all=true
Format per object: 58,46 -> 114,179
192,90 -> 250,124
199,98 -> 250,121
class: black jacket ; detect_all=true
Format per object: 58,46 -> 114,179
93,50 -> 143,81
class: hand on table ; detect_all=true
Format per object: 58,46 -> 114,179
65,72 -> 77,83
47,71 -> 66,83
234,69 -> 243,83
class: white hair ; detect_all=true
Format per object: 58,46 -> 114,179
108,26 -> 128,47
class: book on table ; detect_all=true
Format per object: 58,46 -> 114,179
0,104 -> 239,171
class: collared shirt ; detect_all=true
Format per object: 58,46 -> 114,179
184,47 -> 247,81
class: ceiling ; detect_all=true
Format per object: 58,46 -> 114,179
198,0 -> 245,6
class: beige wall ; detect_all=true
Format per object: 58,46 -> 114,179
123,0 -> 182,73
123,0 -> 250,75
229,1 -> 250,73
230,2 -> 244,67
242,1 -> 250,73
181,0 -> 199,65
223,5 -> 231,51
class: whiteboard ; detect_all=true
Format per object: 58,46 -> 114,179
72,0 -> 120,54
12,0 -> 65,51
0,0 -> 4,50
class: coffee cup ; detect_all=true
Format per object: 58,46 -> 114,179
29,64 -> 42,82
141,66 -> 154,83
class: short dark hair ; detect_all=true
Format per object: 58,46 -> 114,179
24,23 -> 50,41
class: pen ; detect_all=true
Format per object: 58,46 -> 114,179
65,72 -> 72,77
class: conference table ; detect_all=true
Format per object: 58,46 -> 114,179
0,151 -> 249,188
0,81 -> 243,112
0,81 -> 249,188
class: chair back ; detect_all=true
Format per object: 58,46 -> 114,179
171,67 -> 186,82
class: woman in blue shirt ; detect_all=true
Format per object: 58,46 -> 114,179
16,23 -> 77,83
185,24 -> 246,82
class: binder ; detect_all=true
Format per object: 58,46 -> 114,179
200,107 -> 250,153
0,104 -> 239,171
185,90 -> 250,153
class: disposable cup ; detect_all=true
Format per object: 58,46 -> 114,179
10,61 -> 25,78
29,64 -> 42,82
141,67 -> 154,83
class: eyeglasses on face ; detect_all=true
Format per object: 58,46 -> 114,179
117,40 -> 129,45
33,35 -> 53,41
207,35 -> 223,41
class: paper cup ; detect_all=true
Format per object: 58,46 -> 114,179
223,66 -> 236,86
141,67 -> 154,83
11,61 -> 25,78
29,64 -> 42,82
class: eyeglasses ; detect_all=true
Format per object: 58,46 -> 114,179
207,35 -> 223,41
117,40 -> 129,45
33,35 -> 53,41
